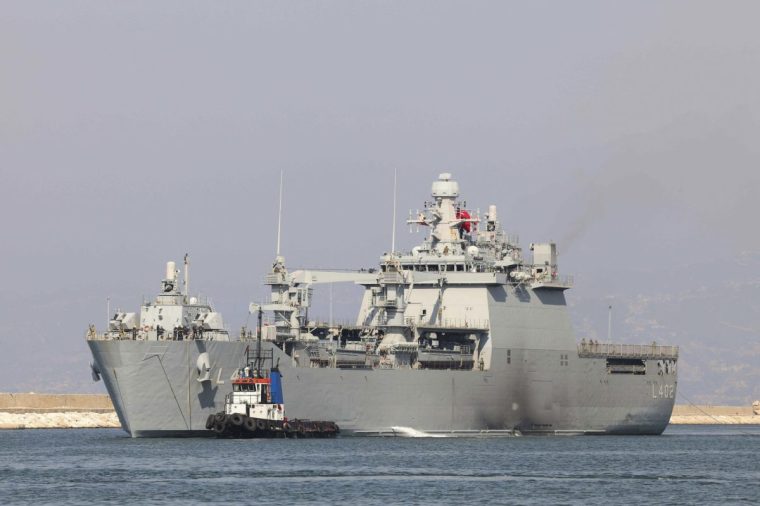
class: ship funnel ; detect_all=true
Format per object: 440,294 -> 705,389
166,261 -> 176,281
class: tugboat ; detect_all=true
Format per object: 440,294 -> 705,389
206,308 -> 339,438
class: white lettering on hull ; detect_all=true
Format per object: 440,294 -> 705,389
651,383 -> 675,399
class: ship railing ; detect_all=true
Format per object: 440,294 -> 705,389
85,328 -> 136,341
86,332 -> 141,341
407,317 -> 490,331
141,295 -> 211,306
577,342 -> 679,359
304,319 -> 362,329
533,275 -> 574,287
85,329 -> 230,342
264,273 -> 286,285
85,330 -> 107,341
418,344 -> 472,355
372,315 -> 489,331
374,296 -> 398,308
379,271 -> 405,284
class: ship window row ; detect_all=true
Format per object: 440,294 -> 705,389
381,264 -> 467,272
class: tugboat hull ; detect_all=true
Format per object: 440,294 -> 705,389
207,413 -> 339,438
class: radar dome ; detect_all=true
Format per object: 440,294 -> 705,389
431,173 -> 459,197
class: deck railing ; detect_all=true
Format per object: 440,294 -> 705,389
532,275 -> 574,287
264,273 -> 286,285
85,328 -> 229,342
406,317 -> 490,331
378,271 -> 405,284
578,341 -> 678,359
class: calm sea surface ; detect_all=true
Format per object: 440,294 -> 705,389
2,425 -> 759,505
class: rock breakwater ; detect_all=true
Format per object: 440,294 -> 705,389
0,393 -> 119,429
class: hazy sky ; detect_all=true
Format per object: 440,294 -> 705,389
2,1 -> 759,403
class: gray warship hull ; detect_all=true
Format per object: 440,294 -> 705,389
87,173 -> 678,437
88,287 -> 677,437
89,341 -> 676,437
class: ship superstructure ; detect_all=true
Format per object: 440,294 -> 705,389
87,173 -> 679,437
259,174 -> 571,375
95,257 -> 229,344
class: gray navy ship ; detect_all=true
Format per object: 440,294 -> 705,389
87,173 -> 679,437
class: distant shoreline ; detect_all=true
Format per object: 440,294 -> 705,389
1,393 -> 758,429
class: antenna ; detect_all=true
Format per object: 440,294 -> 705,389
607,305 -> 612,341
183,253 -> 189,298
106,296 -> 110,329
276,170 -> 284,257
391,168 -> 398,257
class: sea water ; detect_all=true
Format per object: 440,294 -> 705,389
1,425 -> 759,505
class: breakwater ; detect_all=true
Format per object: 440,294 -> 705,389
670,404 -> 759,425
1,393 -> 758,429
0,393 -> 119,429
